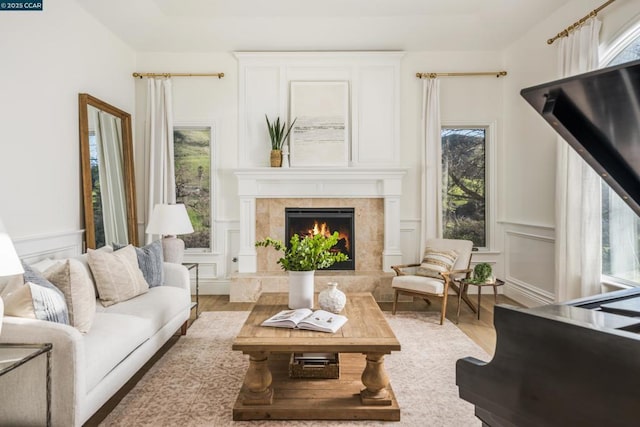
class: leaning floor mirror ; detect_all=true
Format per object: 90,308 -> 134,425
79,93 -> 138,249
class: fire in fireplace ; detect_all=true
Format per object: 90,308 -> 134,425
285,207 -> 355,270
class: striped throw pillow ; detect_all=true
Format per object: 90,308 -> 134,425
416,248 -> 459,279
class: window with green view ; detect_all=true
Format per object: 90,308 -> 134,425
441,127 -> 487,248
174,126 -> 212,250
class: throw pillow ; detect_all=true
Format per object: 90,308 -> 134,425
44,259 -> 97,333
416,248 -> 459,279
113,241 -> 164,287
87,245 -> 149,307
3,262 -> 69,325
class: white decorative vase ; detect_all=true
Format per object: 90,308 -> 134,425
288,270 -> 315,309
318,282 -> 347,314
281,145 -> 290,168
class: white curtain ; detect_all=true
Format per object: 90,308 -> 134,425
420,78 -> 442,256
555,18 -> 602,300
145,78 -> 176,244
93,109 -> 128,245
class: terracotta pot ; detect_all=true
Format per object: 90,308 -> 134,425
270,149 -> 282,167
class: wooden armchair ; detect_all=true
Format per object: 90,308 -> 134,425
391,238 -> 475,324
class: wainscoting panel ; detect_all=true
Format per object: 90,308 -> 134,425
235,52 -> 403,169
239,64 -> 281,167
504,225 -> 556,306
13,230 -> 84,264
355,65 -> 399,165
400,220 -> 421,265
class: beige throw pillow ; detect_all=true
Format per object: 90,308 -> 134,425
416,248 -> 459,279
44,259 -> 96,333
87,245 -> 149,307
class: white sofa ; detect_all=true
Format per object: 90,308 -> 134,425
0,261 -> 191,426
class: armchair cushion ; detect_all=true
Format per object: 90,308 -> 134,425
392,275 -> 445,295
416,248 -> 458,279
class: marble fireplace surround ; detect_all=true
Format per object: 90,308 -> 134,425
231,168 -> 407,302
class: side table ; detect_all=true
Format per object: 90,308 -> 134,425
182,262 -> 200,318
0,343 -> 53,426
456,278 -> 505,322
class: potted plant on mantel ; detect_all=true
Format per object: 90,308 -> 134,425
265,115 -> 296,167
255,233 -> 348,309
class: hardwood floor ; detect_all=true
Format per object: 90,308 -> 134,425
196,292 -> 522,356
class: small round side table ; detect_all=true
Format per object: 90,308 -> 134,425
457,278 -> 505,322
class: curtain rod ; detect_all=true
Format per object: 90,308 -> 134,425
132,72 -> 225,79
416,71 -> 507,79
547,0 -> 616,45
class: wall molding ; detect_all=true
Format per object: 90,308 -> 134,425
505,276 -> 555,306
498,220 -> 555,232
13,229 -> 84,263
503,224 -> 555,307
505,229 -> 555,244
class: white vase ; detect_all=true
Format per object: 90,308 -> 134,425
318,281 -> 346,314
281,145 -> 290,168
288,270 -> 315,309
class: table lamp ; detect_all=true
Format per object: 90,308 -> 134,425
0,216 -> 25,336
145,203 -> 194,264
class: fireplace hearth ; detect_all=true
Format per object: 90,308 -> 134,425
285,207 -> 355,270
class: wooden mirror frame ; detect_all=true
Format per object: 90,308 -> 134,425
79,93 -> 138,249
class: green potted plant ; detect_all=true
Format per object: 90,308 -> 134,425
470,262 -> 493,284
265,115 -> 297,167
256,232 -> 348,308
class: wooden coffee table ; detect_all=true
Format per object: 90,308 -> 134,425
232,292 -> 401,421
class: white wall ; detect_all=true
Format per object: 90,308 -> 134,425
501,0 -> 640,306
0,1 -> 135,242
132,49 -> 507,289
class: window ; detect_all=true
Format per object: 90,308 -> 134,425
441,127 -> 487,248
602,31 -> 640,284
174,126 -> 212,251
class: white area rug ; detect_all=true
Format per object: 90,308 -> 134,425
101,311 -> 489,426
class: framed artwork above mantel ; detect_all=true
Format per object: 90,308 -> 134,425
289,81 -> 350,167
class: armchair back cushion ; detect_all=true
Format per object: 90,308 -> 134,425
424,238 -> 473,272
416,248 -> 458,278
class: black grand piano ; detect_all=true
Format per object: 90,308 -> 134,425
456,59 -> 640,427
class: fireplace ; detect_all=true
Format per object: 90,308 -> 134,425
285,207 -> 355,270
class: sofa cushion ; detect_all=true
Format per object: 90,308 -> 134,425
44,259 -> 96,333
3,281 -> 70,325
1,262 -> 70,325
99,286 -> 190,335
113,241 -> 164,287
87,245 -> 149,307
84,312 -> 154,392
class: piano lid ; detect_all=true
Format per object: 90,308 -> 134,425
521,58 -> 640,217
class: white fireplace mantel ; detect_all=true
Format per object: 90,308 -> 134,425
234,167 -> 407,273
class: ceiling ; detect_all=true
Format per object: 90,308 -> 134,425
77,0 -> 571,52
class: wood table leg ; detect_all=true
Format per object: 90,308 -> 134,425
451,281 -> 477,314
241,351 -> 273,405
360,353 -> 392,406
477,285 -> 482,320
456,281 -> 467,323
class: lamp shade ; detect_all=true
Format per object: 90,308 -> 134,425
0,217 -> 24,277
145,204 -> 194,236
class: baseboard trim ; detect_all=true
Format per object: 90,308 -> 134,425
193,279 -> 230,296
504,278 -> 555,307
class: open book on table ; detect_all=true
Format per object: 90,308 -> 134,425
261,308 -> 348,333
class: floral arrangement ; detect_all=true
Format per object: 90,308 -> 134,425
255,232 -> 348,271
